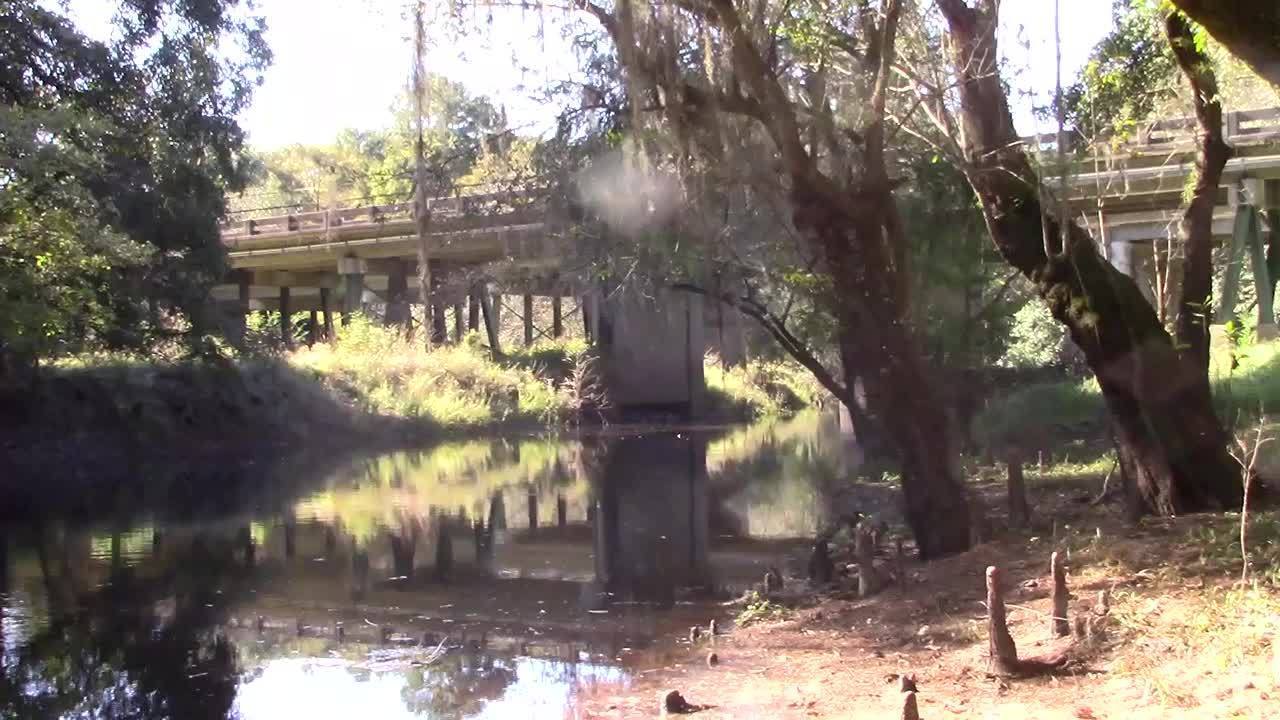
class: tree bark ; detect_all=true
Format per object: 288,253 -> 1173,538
1167,11 -> 1233,374
1050,551 -> 1070,637
937,0 -> 1241,517
586,0 -> 972,558
1167,1 -> 1280,92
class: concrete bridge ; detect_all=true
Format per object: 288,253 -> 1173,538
214,185 -> 744,414
1035,106 -> 1280,331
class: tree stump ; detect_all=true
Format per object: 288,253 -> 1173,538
855,522 -> 882,597
1051,551 -> 1070,637
1006,452 -> 1031,527
986,566 -> 1020,676
901,691 -> 920,720
808,538 -> 834,584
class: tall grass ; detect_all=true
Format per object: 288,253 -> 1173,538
975,339 -> 1280,451
289,317 -> 570,428
704,353 -> 824,420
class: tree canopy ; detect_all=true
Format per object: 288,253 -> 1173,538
0,0 -> 269,380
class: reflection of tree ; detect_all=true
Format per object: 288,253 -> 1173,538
399,651 -> 516,718
0,531 -> 246,719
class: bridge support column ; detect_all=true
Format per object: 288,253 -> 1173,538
552,295 -> 563,338
453,301 -> 464,343
338,256 -> 366,325
319,287 -> 334,341
224,270 -> 251,347
478,287 -> 502,356
468,288 -> 480,332
429,264 -> 447,346
307,309 -> 318,347
385,259 -> 409,329
523,294 -> 534,346
279,286 -> 293,349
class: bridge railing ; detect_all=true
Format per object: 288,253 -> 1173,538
1019,106 -> 1280,154
220,186 -> 547,244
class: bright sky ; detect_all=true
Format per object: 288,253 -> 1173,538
63,0 -> 1116,149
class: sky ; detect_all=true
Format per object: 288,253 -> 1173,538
62,0 -> 1116,150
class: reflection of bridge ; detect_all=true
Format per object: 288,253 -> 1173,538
1035,107 -> 1280,330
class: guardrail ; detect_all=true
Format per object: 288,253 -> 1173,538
1020,106 -> 1280,154
220,188 -> 546,244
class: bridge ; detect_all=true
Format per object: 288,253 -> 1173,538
213,106 -> 1280,406
213,185 -> 729,413
1034,106 -> 1280,332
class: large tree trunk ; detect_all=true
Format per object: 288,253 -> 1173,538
1167,1 -> 1280,93
1167,12 -> 1233,373
937,0 -> 1241,516
799,180 -> 971,559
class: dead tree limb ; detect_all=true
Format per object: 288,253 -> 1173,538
856,521 -> 883,597
1051,551 -> 1070,637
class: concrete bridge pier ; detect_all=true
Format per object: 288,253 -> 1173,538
384,259 -> 410,329
338,256 -> 366,324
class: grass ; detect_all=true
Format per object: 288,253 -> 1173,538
735,590 -> 791,627
704,354 -> 824,420
292,320 -> 823,429
975,338 -> 1280,452
289,318 -> 575,429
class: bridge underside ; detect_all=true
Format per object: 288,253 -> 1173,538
213,197 -> 747,416
1057,110 -> 1280,331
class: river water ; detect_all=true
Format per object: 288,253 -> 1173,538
0,412 -> 873,719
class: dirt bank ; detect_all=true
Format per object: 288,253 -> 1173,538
576,481 -> 1279,719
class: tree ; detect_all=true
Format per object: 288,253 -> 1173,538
0,0 -> 270,384
564,0 -> 971,557
932,0 -> 1242,516
1167,1 -> 1280,92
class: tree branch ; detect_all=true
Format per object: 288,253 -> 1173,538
670,281 -> 852,408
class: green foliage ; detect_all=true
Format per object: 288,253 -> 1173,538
704,355 -> 823,420
735,591 -> 789,627
1187,511 -> 1280,587
1066,0 -> 1278,141
232,76 -> 516,214
290,316 -> 573,428
1066,0 -> 1178,140
0,0 -> 269,373
974,377 -> 1106,451
999,300 -> 1070,369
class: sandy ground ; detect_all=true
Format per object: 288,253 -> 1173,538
569,496 -> 1280,719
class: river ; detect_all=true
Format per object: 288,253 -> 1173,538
0,412 -> 886,719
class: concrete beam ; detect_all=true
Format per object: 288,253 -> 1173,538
251,270 -> 339,289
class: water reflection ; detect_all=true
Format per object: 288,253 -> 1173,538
0,412 -> 847,718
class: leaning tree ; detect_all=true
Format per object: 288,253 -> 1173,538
554,0 -> 973,557
927,0 -> 1244,515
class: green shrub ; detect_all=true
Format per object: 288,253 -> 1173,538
288,316 -> 573,429
705,354 -> 823,420
973,377 -> 1106,451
